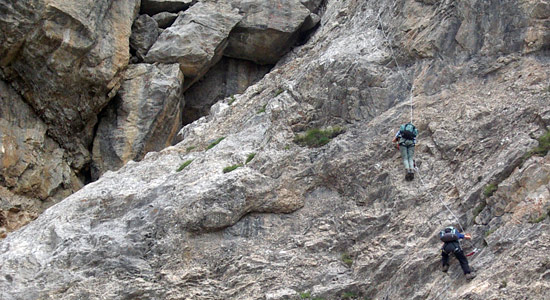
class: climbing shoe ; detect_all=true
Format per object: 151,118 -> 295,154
405,172 -> 412,181
465,272 -> 476,280
441,265 -> 449,273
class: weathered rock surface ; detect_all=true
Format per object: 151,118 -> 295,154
145,1 -> 242,88
91,63 -> 184,180
1,0 -> 550,300
151,11 -> 179,28
140,0 -> 193,16
223,0 -> 313,64
130,14 -> 160,61
182,56 -> 272,124
0,0 -> 140,168
0,80 -> 82,237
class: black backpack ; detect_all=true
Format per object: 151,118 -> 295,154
400,123 -> 417,140
439,227 -> 459,242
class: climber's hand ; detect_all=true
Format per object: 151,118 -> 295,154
464,233 -> 472,240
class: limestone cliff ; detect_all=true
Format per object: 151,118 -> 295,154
1,0 -> 550,299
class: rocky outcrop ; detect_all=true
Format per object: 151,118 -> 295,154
223,0 -> 313,64
0,0 -> 140,169
145,1 -> 242,88
91,63 -> 184,180
1,0 -> 550,299
182,57 -> 272,124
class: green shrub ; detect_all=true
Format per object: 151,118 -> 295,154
246,153 -> 256,164
228,95 -> 236,105
223,164 -> 242,173
274,88 -> 284,96
294,126 -> 344,148
529,214 -> 547,224
341,292 -> 357,299
530,130 -> 550,157
207,137 -> 225,150
258,104 -> 267,113
341,253 -> 353,267
176,160 -> 193,172
483,183 -> 498,198
186,146 -> 196,153
299,291 -> 311,299
522,130 -> 550,165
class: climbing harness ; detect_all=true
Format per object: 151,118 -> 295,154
416,167 -> 479,257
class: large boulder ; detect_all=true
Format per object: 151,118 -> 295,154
223,0 -> 312,64
0,0 -> 140,169
130,14 -> 161,61
145,1 -> 242,89
91,63 -> 184,180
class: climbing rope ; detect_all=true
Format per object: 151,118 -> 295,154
376,12 -> 415,124
376,2 -> 478,255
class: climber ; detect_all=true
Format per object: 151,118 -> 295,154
392,122 -> 418,181
439,226 -> 476,280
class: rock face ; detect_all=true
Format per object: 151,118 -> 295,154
145,1 -> 243,88
91,63 -> 184,180
223,0 -> 313,64
182,56 -> 272,124
0,0 -> 140,168
1,0 -> 550,300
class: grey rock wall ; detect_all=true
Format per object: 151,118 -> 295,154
1,0 -> 550,299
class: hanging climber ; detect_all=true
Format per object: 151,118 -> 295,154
392,122 -> 418,181
439,226 -> 476,280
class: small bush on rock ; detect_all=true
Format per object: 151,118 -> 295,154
294,126 -> 344,148
207,137 -> 225,150
176,160 -> 193,172
223,164 -> 242,173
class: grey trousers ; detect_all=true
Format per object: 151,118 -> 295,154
399,145 -> 415,171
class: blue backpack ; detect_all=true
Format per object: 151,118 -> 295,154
400,123 -> 418,141
439,227 -> 459,242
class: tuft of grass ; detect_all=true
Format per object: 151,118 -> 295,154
258,104 -> 267,114
228,95 -> 236,105
341,292 -> 357,299
245,153 -> 256,164
274,88 -> 284,96
500,280 -> 507,288
483,183 -> 498,198
223,164 -> 242,173
207,137 -> 225,150
186,146 -> 196,153
294,126 -> 345,148
299,291 -> 311,299
176,160 -> 193,172
521,130 -> 550,165
529,214 -> 547,224
473,201 -> 487,218
341,253 -> 353,267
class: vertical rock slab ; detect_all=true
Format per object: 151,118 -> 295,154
91,63 -> 184,180
0,80 -> 82,204
223,0 -> 311,64
130,14 -> 160,61
0,0 -> 140,170
145,1 -> 242,89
